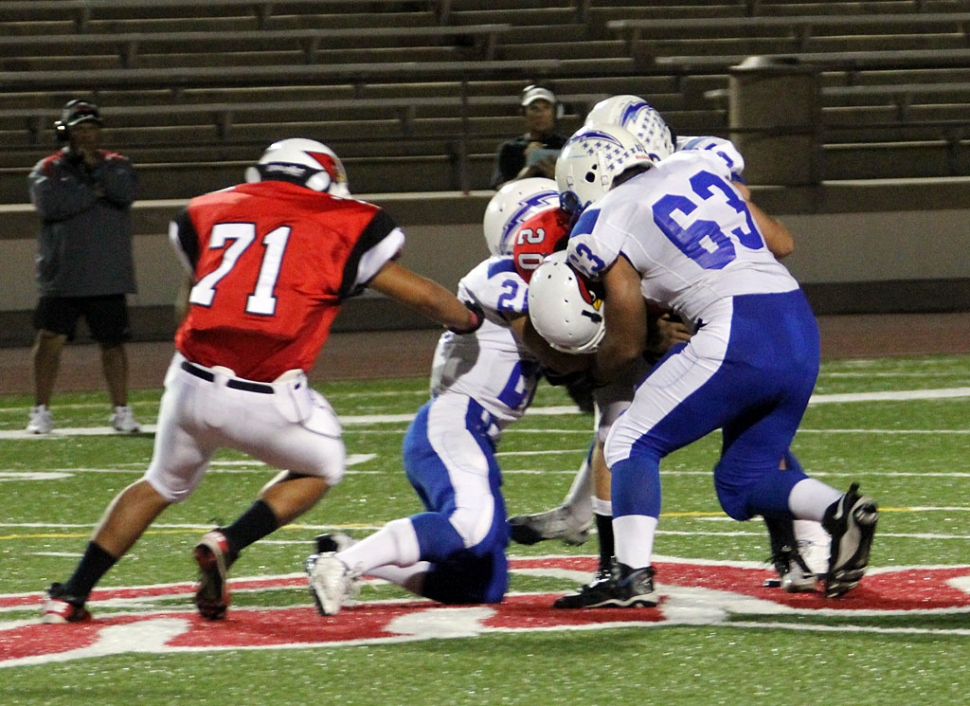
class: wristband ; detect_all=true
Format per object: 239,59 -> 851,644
447,301 -> 485,335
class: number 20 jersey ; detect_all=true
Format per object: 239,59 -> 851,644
567,149 -> 799,327
170,180 -> 404,381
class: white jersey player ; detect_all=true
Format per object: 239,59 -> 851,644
305,179 -> 567,614
540,120 -> 879,605
517,96 -> 832,595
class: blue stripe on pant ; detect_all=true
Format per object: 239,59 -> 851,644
402,396 -> 509,604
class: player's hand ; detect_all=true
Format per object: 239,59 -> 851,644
646,313 -> 691,354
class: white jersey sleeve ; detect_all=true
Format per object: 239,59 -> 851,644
566,150 -> 798,327
429,256 -> 540,425
676,135 -> 745,179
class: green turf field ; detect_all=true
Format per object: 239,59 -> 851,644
0,353 -> 968,705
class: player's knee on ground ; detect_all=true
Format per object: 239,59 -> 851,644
421,550 -> 508,604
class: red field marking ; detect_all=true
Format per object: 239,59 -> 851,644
3,557 -> 969,667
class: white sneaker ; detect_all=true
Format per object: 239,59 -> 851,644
110,405 -> 141,433
26,405 -> 53,434
305,553 -> 358,616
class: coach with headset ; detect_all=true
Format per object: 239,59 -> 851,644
490,84 -> 567,190
26,99 -> 141,435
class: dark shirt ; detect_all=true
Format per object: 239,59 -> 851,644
29,148 -> 138,297
490,133 -> 567,189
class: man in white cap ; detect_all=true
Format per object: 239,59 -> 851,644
490,84 -> 566,189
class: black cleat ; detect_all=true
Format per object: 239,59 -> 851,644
571,564 -> 659,609
822,483 -> 878,598
553,566 -> 617,609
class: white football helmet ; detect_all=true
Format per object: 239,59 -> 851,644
555,122 -> 656,212
584,95 -> 675,163
527,251 -> 605,354
482,177 -> 559,256
245,138 -> 350,196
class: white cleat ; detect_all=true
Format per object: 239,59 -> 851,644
305,553 -> 358,616
508,506 -> 591,546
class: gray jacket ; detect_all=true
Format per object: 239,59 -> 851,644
29,148 -> 138,297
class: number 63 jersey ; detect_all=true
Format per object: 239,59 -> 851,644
567,149 -> 800,328
169,180 -> 404,381
430,256 -> 540,429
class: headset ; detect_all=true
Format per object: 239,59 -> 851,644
54,120 -> 70,143
521,84 -> 566,120
53,99 -> 101,143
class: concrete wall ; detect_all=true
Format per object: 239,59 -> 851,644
1,182 -> 968,346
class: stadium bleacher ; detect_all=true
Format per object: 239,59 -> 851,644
1,0 -> 969,199
0,0 -> 967,341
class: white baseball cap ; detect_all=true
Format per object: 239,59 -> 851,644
521,86 -> 557,107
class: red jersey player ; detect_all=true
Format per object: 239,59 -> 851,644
42,138 -> 483,624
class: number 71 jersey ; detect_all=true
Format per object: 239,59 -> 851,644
169,180 -> 403,380
567,149 -> 799,325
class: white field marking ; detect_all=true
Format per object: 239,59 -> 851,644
795,429 -> 970,434
2,386 -> 969,438
326,390 -> 428,399
4,466 -> 970,483
0,472 -> 73,481
495,449 -> 589,457
2,522 -> 386,532
809,387 -> 970,404
823,372 -> 969,377
720,621 -> 970,636
655,528 -> 970,540
499,428 -> 592,433
0,378 -> 966,412
0,454 -> 378,479
6,557 -> 970,657
8,521 -> 970,544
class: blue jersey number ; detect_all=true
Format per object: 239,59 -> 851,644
652,170 -> 762,270
497,360 -> 539,411
496,279 -> 521,312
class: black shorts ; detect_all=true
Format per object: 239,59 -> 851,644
34,294 -> 132,344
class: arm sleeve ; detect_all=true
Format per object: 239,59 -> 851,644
93,155 -> 138,207
28,158 -> 99,222
168,207 -> 200,275
340,208 -> 406,299
490,141 -> 524,189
